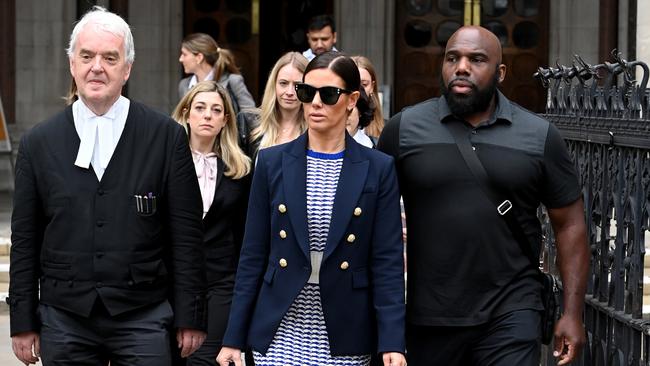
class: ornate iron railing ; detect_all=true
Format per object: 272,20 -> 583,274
536,50 -> 650,366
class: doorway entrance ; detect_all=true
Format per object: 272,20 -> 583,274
395,0 -> 549,112
183,0 -> 333,103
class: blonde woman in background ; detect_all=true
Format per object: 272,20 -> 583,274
172,80 -> 251,366
178,33 -> 255,113
351,56 -> 385,139
237,52 -> 309,161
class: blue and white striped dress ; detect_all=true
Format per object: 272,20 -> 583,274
253,149 -> 371,366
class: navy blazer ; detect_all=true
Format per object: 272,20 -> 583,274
222,132 -> 405,356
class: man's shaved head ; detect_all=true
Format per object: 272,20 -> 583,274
446,26 -> 503,65
440,26 -> 506,123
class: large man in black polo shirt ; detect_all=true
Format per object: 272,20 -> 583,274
379,26 -> 589,366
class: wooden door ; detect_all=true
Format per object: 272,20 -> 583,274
395,0 -> 549,113
257,0 -> 333,96
183,0 -> 260,102
183,0 -> 334,103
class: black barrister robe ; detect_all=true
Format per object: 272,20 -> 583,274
9,101 -> 206,335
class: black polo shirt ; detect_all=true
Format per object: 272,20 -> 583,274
378,91 -> 581,327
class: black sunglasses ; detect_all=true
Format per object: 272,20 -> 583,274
295,83 -> 352,105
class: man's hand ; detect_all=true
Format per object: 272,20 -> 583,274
176,328 -> 207,358
553,314 -> 585,365
217,346 -> 242,366
11,331 -> 40,365
382,352 -> 407,366
548,199 -> 588,365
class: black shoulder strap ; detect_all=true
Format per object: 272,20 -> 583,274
225,78 -> 240,115
445,121 -> 540,268
235,112 -> 250,152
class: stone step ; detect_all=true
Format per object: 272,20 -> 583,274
0,254 -> 7,285
0,243 -> 9,286
0,281 -> 8,313
0,240 -> 9,256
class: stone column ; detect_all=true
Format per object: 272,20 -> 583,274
128,0 -> 183,114
335,0 -> 394,116
13,0 -> 76,137
636,1 -> 650,81
548,0 -> 599,66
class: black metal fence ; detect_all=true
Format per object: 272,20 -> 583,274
536,50 -> 650,366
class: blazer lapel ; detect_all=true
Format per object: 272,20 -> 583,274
282,134 -> 310,260
214,158 -> 225,194
324,134 -> 369,261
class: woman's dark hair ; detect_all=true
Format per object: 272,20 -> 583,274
304,51 -> 360,93
356,88 -> 375,129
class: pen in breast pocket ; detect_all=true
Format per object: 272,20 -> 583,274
149,192 -> 157,211
134,195 -> 141,212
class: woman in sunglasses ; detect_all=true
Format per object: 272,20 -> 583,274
217,52 -> 406,366
172,81 -> 251,366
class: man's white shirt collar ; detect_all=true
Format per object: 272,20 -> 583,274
302,46 -> 338,61
73,96 -> 130,181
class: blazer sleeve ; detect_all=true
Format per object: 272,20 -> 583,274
371,156 -> 406,353
166,125 -> 207,330
222,150 -> 272,349
228,74 -> 256,110
8,134 -> 44,335
232,174 -> 252,262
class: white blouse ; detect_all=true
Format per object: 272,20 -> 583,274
192,149 -> 218,218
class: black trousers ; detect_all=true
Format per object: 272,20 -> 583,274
406,309 -> 541,366
177,288 -> 255,366
40,300 -> 173,366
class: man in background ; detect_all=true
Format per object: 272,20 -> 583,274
302,14 -> 338,61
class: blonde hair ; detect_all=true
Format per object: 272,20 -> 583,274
351,55 -> 384,138
172,81 -> 251,179
213,48 -> 240,81
64,79 -> 78,105
181,33 -> 240,81
251,52 -> 309,150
